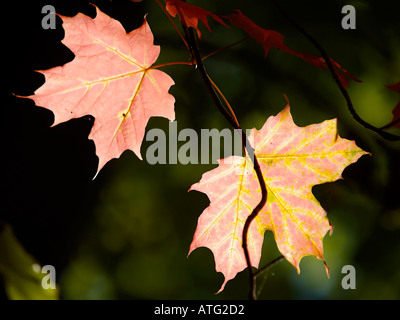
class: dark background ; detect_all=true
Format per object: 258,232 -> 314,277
2,0 -> 400,299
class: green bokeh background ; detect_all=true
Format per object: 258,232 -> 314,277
3,0 -> 400,300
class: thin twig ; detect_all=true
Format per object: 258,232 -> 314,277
186,28 -> 239,129
207,76 -> 240,130
202,37 -> 250,61
241,160 -> 267,299
270,0 -> 400,141
254,255 -> 285,299
254,255 -> 285,278
379,118 -> 400,130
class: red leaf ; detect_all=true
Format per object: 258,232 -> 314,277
165,0 -> 229,38
386,82 -> 400,128
17,6 -> 175,175
223,9 -> 285,56
189,98 -> 369,292
225,10 -> 360,88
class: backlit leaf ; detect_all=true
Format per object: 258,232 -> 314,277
189,98 -> 369,292
165,0 -> 229,38
17,6 -> 175,175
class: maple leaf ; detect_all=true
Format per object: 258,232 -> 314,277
189,98 -> 368,292
386,82 -> 400,128
17,6 -> 175,175
224,10 -> 360,88
165,0 -> 229,38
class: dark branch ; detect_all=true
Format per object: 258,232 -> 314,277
270,0 -> 400,141
183,25 -> 268,300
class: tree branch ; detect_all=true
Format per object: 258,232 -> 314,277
270,0 -> 400,141
183,24 -> 268,301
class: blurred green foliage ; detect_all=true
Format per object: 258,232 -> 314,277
60,0 -> 400,299
4,0 -> 400,300
0,223 -> 58,300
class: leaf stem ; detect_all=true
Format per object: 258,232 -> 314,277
202,37 -> 250,61
150,61 -> 193,69
206,75 -> 240,131
270,0 -> 400,141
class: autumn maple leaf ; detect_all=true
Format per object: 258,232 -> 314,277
386,82 -> 400,129
165,0 -> 229,38
17,6 -> 175,175
224,10 -> 360,88
189,98 -> 368,292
